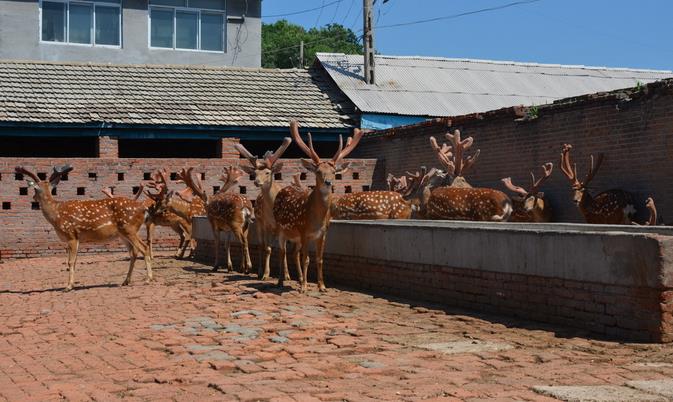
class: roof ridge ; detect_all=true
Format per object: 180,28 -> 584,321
0,59 -> 308,73
316,52 -> 673,74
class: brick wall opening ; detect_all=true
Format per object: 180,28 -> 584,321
118,139 -> 221,158
0,136 -> 98,157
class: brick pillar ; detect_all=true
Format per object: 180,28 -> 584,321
221,138 -> 239,159
99,136 -> 118,159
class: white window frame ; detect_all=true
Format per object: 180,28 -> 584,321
148,1 -> 226,53
39,0 -> 122,48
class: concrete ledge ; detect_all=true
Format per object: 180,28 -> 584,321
192,217 -> 673,342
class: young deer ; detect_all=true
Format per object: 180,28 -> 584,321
17,165 -> 152,290
234,138 -> 292,280
501,163 -> 554,222
181,167 -> 254,272
560,144 -> 636,224
429,129 -> 480,188
273,120 -> 363,292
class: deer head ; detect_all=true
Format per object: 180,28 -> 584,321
289,120 -> 363,193
387,167 -> 442,213
235,138 -> 292,188
502,163 -> 553,212
15,165 -> 73,202
560,144 -> 604,205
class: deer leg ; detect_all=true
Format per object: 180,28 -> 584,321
225,232 -> 233,272
277,236 -> 288,288
293,243 -> 303,284
262,232 -> 273,280
176,222 -> 190,259
300,242 -> 310,293
234,228 -> 252,274
121,240 -> 136,286
315,234 -> 327,292
64,239 -> 79,291
124,233 -> 153,284
146,222 -> 155,260
212,224 -> 221,272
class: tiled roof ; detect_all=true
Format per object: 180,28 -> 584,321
317,53 -> 673,117
0,61 -> 354,129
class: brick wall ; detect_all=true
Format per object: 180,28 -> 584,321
354,80 -> 673,224
0,137 -> 376,260
193,239 -> 673,343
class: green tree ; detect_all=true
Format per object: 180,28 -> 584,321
262,20 -> 363,69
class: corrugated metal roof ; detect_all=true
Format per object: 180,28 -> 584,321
0,60 -> 354,129
316,53 -> 673,117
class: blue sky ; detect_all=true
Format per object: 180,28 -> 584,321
262,0 -> 673,70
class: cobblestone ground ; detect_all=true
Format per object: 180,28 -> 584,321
1,252 -> 673,401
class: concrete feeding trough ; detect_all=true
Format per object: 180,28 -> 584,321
192,217 -> 673,343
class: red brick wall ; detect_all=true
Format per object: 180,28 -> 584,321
193,240 -> 673,343
0,137 -> 376,260
354,81 -> 673,224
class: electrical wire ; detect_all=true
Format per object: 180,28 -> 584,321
263,0 -> 341,18
313,0 -> 326,28
375,0 -> 543,30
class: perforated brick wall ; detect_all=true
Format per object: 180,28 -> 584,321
0,137 -> 376,260
354,81 -> 673,224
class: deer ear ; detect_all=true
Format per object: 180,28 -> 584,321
271,162 -> 284,173
239,165 -> 256,176
336,161 -> 351,174
300,158 -> 318,172
537,191 -> 545,198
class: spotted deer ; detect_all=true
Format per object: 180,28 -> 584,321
389,167 -> 445,218
273,120 -> 363,292
330,190 -> 412,220
501,163 -> 554,222
560,144 -> 636,224
102,182 -> 190,258
234,138 -> 292,280
429,129 -> 480,188
181,167 -> 254,272
16,165 -> 152,290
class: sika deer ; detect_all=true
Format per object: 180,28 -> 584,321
429,129 -> 480,188
501,163 -> 554,222
273,120 -> 363,292
330,190 -> 412,220
181,167 -> 254,272
16,165 -> 152,290
560,144 -> 636,224
234,138 -> 292,280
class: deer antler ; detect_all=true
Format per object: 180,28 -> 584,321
530,163 -> 553,194
501,177 -> 529,196
180,167 -> 207,202
48,165 -> 73,185
290,120 -> 320,164
101,188 -> 114,198
583,153 -> 604,186
292,173 -> 303,187
264,137 -> 292,168
560,144 -> 579,185
446,130 -> 480,177
429,136 -> 456,176
218,166 -> 244,193
332,127 -> 364,163
15,166 -> 41,182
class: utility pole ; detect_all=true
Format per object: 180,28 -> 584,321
299,40 -> 304,69
363,0 -> 375,84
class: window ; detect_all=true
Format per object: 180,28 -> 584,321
149,0 -> 225,52
40,0 -> 121,46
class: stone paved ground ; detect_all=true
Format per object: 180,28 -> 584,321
1,252 -> 673,401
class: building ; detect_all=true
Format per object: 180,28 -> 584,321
0,60 -> 374,260
315,53 -> 673,129
0,0 -> 261,67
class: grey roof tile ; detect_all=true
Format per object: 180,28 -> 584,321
0,60 -> 354,129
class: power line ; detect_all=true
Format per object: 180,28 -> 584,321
376,0 -> 543,30
263,30 -> 364,56
313,0 -> 326,28
263,0 -> 341,18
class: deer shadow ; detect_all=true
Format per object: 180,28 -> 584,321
0,283 -> 119,295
